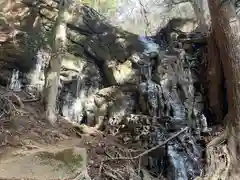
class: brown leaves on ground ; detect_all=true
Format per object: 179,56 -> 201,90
0,86 -> 155,180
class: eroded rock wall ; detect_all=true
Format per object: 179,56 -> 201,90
0,1 -> 210,179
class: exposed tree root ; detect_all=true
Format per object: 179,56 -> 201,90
207,132 -> 227,147
61,117 -> 103,136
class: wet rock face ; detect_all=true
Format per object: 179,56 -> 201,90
138,35 -> 207,179
167,133 -> 202,180
2,0 -> 208,178
5,35 -> 206,180
108,91 -> 136,126
139,80 -> 164,118
58,58 -> 102,123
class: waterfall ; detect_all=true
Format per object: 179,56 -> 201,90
9,69 -> 22,92
58,60 -> 101,124
139,61 -> 152,81
60,90 -> 75,120
136,36 -> 204,180
59,77 -> 85,123
138,35 -> 159,56
168,143 -> 188,180
26,49 -> 49,96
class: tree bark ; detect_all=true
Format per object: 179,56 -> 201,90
206,32 -> 225,124
43,0 -> 68,125
208,0 -> 240,177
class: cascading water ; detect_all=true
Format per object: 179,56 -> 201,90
26,49 -> 49,96
137,36 -> 203,180
8,50 -> 48,96
58,60 -> 101,124
8,69 -> 23,92
58,85 -> 75,120
58,77 -> 84,122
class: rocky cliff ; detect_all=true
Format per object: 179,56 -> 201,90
0,0 -> 210,179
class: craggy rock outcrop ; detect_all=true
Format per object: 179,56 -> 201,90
0,0 -> 144,84
38,0 -> 144,85
0,0 -> 146,121
104,32 -> 209,179
0,0 -> 210,180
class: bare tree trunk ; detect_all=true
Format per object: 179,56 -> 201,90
43,0 -> 68,125
208,1 -> 234,112
208,0 -> 240,177
206,32 -> 225,124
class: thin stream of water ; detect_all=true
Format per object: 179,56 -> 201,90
9,69 -> 22,91
138,37 -> 202,180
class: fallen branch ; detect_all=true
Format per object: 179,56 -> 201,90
22,98 -> 40,103
178,37 -> 207,44
104,165 -> 125,180
4,92 -> 24,109
98,127 -> 188,178
207,131 -> 227,147
0,92 -> 25,118
128,114 -> 172,121
72,168 -> 91,180
61,117 -> 103,136
103,127 -> 188,161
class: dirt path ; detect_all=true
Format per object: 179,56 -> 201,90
0,88 -> 150,180
0,139 -> 87,179
0,90 -> 89,179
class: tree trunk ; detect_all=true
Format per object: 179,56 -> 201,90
206,32 -> 225,124
208,0 -> 240,177
43,0 -> 68,125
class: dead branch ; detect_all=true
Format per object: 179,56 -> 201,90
103,165 -> 125,180
127,113 -> 172,121
5,92 -> 24,109
22,98 -> 40,103
72,168 -> 91,180
178,37 -> 207,44
0,90 -> 26,118
103,127 -> 188,161
61,117 -> 103,136
207,132 -> 227,147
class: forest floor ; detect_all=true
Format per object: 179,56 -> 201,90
0,86 -> 224,180
0,86 -> 143,180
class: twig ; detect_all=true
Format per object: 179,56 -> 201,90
104,165 -> 125,180
22,98 -> 40,103
98,161 -> 104,178
22,90 -> 35,98
72,168 -> 91,180
207,132 -> 227,147
103,127 -> 188,161
0,112 -> 5,119
104,171 -> 120,180
61,117 -> 103,136
128,114 -> 172,121
138,156 -> 141,175
3,92 -> 24,109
